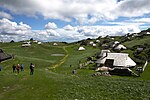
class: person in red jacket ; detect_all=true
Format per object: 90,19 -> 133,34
16,64 -> 20,73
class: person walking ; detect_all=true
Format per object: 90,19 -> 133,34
12,64 -> 16,73
20,64 -> 24,71
30,63 -> 35,75
16,64 -> 20,73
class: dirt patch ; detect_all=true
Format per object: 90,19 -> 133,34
51,54 -> 65,56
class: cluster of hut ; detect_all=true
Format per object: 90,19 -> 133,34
79,49 -> 138,76
78,40 -> 100,51
77,37 -> 127,51
77,39 -> 141,76
21,40 -> 43,47
21,40 -> 59,47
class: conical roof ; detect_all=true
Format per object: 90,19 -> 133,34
0,49 -> 12,62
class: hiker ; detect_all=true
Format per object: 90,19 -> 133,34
12,64 -> 16,73
30,63 -> 35,75
20,64 -> 24,71
16,64 -> 20,73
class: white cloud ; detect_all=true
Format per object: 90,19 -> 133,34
77,25 -> 140,37
0,18 -> 31,34
0,11 -> 13,19
106,17 -> 150,27
109,0 -> 150,19
0,18 -> 141,42
45,22 -> 57,29
46,29 -> 60,36
63,25 -> 74,31
34,24 -> 141,42
1,0 -> 150,24
130,18 -> 150,23
0,0 -> 116,24
107,22 -> 145,26
0,18 -> 33,42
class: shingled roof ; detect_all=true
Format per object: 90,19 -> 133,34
96,51 -> 136,68
0,49 -> 12,62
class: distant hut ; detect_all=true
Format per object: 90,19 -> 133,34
37,42 -> 42,45
10,40 -> 15,43
146,32 -> 150,35
53,43 -> 58,46
114,41 -> 119,45
33,40 -> 38,43
22,42 -> 31,47
137,47 -> 144,52
92,43 -> 96,47
96,40 -> 100,43
89,41 -> 94,45
78,47 -> 85,51
0,49 -> 12,62
112,41 -> 120,47
114,44 -> 127,50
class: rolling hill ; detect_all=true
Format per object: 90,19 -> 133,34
0,34 -> 150,99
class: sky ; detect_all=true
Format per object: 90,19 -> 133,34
0,0 -> 150,42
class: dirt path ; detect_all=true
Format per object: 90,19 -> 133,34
50,46 -> 69,69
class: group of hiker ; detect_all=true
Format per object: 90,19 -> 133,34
12,63 -> 35,75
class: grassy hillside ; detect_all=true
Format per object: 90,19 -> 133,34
123,35 -> 150,48
122,35 -> 150,80
0,42 -> 150,100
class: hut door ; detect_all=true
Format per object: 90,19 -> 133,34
105,59 -> 114,68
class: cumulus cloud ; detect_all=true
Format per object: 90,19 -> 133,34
77,25 -> 140,37
55,25 -> 141,42
109,0 -> 150,19
0,0 -> 116,24
45,22 -> 57,29
130,18 -> 150,23
0,18 -> 31,35
0,0 -> 150,25
0,18 -> 141,42
106,17 -> 150,27
0,11 -> 13,19
63,25 -> 74,31
0,18 -> 60,42
46,29 -> 60,36
1,0 -> 150,24
1,0 -> 149,42
0,18 -> 33,41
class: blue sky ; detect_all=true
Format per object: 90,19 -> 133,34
0,0 -> 150,42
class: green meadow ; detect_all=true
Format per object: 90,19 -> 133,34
0,42 -> 150,100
